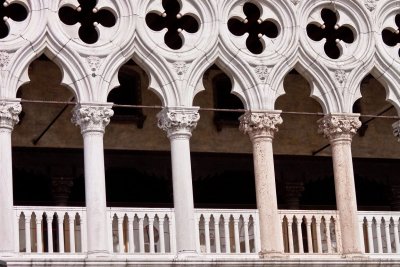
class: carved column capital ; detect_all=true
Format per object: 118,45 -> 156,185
318,114 -> 361,142
0,100 -> 22,131
72,103 -> 114,135
157,107 -> 200,139
239,111 -> 283,140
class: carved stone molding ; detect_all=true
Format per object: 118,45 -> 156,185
0,101 -> 22,130
72,104 -> 114,134
318,114 -> 361,141
290,0 -> 301,5
392,121 -> 400,142
157,107 -> 200,138
0,51 -> 11,69
365,0 -> 379,12
239,111 -> 283,139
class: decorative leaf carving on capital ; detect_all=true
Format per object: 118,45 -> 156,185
72,105 -> 114,134
365,0 -> 379,12
318,115 -> 361,141
239,112 -> 283,139
0,101 -> 22,130
157,108 -> 200,137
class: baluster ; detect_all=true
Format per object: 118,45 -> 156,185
15,213 -> 21,253
81,213 -> 87,253
306,218 -> 313,253
359,219 -> 366,253
376,218 -> 383,253
58,215 -> 65,253
224,216 -> 231,253
366,218 -> 374,253
296,217 -> 304,253
205,216 -> 211,253
316,217 -> 322,253
118,215 -> 124,253
244,216 -> 250,253
384,217 -> 392,253
25,213 -> 31,253
195,216 -> 201,253
36,214 -> 43,253
394,219 -> 400,254
287,217 -> 294,253
69,216 -> 75,253
46,215 -> 53,253
128,216 -> 135,253
149,216 -> 155,253
159,216 -> 165,253
234,217 -> 240,253
215,216 -> 221,253
138,217 -> 145,253
325,219 -> 332,253
169,215 -> 176,253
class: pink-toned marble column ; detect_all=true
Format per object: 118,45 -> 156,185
157,107 -> 200,257
240,111 -> 284,258
0,100 -> 21,256
318,113 -> 362,256
72,103 -> 114,256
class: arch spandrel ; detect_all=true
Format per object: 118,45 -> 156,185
0,0 -> 46,99
297,0 -> 375,114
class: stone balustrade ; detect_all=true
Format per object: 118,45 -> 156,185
13,206 -> 400,259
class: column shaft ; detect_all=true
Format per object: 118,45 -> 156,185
0,101 -> 21,255
157,107 -> 200,256
72,104 -> 113,256
240,111 -> 283,257
319,114 -> 362,256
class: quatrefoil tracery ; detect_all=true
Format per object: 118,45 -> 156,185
0,0 -> 28,39
145,0 -> 200,50
58,0 -> 117,44
307,8 -> 355,60
228,2 -> 279,55
382,14 -> 400,58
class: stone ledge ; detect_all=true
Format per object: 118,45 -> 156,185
3,256 -> 400,267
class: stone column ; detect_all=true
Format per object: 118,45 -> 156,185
239,111 -> 284,257
318,113 -> 362,256
72,103 -> 113,256
0,100 -> 21,256
157,107 -> 199,257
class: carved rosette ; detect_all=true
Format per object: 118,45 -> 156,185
72,104 -> 114,134
318,114 -> 361,141
157,108 -> 200,138
0,101 -> 22,130
239,112 -> 283,139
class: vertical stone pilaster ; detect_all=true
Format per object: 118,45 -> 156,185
157,107 -> 200,257
318,113 -> 363,256
72,103 -> 113,256
0,100 -> 21,255
239,111 -> 284,258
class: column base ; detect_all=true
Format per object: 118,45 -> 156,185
174,250 -> 199,260
259,249 -> 286,259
